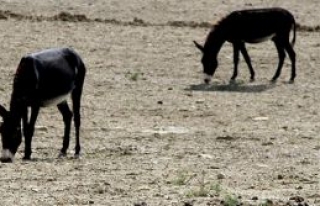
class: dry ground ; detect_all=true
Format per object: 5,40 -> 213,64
0,1 -> 319,206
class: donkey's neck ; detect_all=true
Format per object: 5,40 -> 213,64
9,93 -> 27,124
203,30 -> 225,58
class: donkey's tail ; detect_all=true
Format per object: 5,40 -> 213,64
73,53 -> 86,99
291,19 -> 296,47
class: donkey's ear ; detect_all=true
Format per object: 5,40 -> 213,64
193,41 -> 204,53
0,104 -> 8,119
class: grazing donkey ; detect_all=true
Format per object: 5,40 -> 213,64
0,48 -> 86,162
194,7 -> 296,84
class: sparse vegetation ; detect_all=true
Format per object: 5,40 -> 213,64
223,194 -> 240,206
185,171 -> 219,198
210,182 -> 223,196
126,71 -> 145,81
259,201 -> 269,206
170,170 -> 194,186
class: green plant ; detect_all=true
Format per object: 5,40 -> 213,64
171,171 -> 192,186
186,187 -> 209,198
223,194 -> 240,206
128,72 -> 139,81
259,200 -> 273,206
185,171 -> 210,197
210,182 -> 222,195
126,71 -> 145,81
259,202 -> 268,206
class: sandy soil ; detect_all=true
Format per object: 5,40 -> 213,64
0,1 -> 319,206
0,0 -> 320,26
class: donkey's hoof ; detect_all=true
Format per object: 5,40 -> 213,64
288,79 -> 294,84
270,79 -> 277,84
58,152 -> 67,159
229,79 -> 236,85
74,153 -> 81,159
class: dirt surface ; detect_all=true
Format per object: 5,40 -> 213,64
0,1 -> 319,206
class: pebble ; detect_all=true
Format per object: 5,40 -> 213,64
289,196 -> 304,202
217,173 -> 226,180
134,202 -> 147,206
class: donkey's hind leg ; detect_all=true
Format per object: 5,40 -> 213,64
271,38 -> 286,82
72,87 -> 83,158
284,42 -> 296,83
57,101 -> 73,157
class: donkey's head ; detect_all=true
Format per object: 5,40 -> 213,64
0,105 -> 22,163
194,41 -> 218,84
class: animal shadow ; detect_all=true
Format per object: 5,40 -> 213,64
187,81 -> 276,93
19,156 -> 80,164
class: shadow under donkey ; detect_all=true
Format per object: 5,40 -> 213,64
186,81 -> 277,93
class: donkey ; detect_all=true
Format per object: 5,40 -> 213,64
0,48 -> 86,162
194,7 -> 296,84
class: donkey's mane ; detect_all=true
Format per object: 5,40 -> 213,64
211,15 -> 227,30
204,16 -> 227,48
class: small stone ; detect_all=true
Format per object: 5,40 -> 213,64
266,199 -> 273,205
277,174 -> 284,180
289,196 -> 304,202
217,173 -> 226,180
253,116 -> 269,121
248,185 -> 255,189
184,202 -> 194,206
252,196 -> 258,200
199,153 -> 213,159
196,99 -> 205,104
262,141 -> 274,146
209,165 -> 221,169
36,125 -> 48,132
134,202 -> 147,206
157,101 -> 163,105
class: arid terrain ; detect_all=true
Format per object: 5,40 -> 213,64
0,1 -> 319,205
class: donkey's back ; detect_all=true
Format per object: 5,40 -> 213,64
220,7 -> 296,44
14,48 -> 86,106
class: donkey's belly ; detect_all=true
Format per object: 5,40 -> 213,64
245,33 -> 276,43
40,93 -> 70,107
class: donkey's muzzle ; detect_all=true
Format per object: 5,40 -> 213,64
0,157 -> 13,163
203,74 -> 212,84
1,149 -> 14,163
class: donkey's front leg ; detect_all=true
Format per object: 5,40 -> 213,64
23,106 -> 40,160
57,101 -> 73,158
230,43 -> 240,82
239,43 -> 255,81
